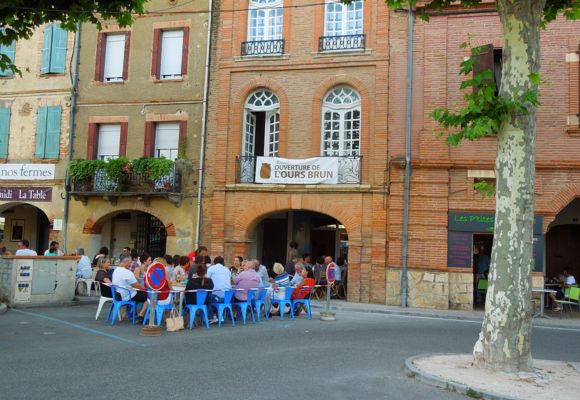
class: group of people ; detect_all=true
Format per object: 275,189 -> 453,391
0,239 -> 65,257
88,244 -> 345,323
548,268 -> 577,312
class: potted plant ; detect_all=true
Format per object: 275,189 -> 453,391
97,157 -> 131,192
68,159 -> 105,191
132,157 -> 174,191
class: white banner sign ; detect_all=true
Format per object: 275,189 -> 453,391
255,156 -> 338,184
0,164 -> 56,180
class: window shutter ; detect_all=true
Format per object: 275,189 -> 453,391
50,24 -> 68,74
181,27 -> 189,76
151,29 -> 162,79
0,107 -> 11,158
35,107 -> 48,158
122,32 -> 131,81
0,40 -> 16,77
87,123 -> 98,159
40,24 -> 53,74
144,122 -> 155,156
472,44 -> 494,91
179,120 -> 187,150
44,106 -> 62,158
103,34 -> 125,81
94,33 -> 105,81
160,30 -> 183,79
119,122 -> 128,156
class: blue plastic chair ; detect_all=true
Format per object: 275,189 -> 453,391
143,290 -> 174,326
210,289 -> 236,327
106,286 -> 137,325
291,286 -> 313,320
268,287 -> 294,320
232,289 -> 256,324
252,287 -> 269,322
183,290 -> 210,330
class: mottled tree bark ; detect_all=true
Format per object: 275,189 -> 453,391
473,0 -> 546,372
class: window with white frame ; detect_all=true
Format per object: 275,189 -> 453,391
97,124 -> 121,160
325,0 -> 363,36
242,90 -> 280,157
248,0 -> 283,42
155,122 -> 179,159
321,86 -> 360,156
160,30 -> 184,80
103,34 -> 126,82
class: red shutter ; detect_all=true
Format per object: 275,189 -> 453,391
179,120 -> 187,154
144,122 -> 155,157
94,33 -> 105,82
119,122 -> 128,156
151,29 -> 162,79
87,123 -> 98,160
472,44 -> 494,92
181,27 -> 190,76
122,32 -> 131,81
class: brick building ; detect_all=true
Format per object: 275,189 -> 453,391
202,0 -> 390,303
0,24 -> 76,254
387,7 -> 580,309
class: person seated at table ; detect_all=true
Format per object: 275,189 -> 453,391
230,256 -> 243,279
75,248 -> 92,279
290,262 -> 304,286
112,255 -> 148,321
550,268 -> 577,311
95,256 -> 113,298
134,253 -> 151,286
270,262 -> 291,315
164,254 -> 175,281
188,255 -> 203,281
291,265 -> 316,315
185,262 -> 214,305
233,259 -> 261,302
172,256 -> 188,283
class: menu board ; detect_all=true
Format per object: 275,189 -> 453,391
448,231 -> 472,268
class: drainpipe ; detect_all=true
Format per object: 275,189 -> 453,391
401,7 -> 414,307
194,0 -> 214,249
62,23 -> 81,254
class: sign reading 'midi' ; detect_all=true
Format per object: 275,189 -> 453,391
255,156 -> 339,184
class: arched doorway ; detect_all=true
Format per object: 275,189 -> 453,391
90,211 -> 167,259
0,202 -> 51,254
546,198 -> 580,280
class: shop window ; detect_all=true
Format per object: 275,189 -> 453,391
35,106 -> 62,159
0,107 -> 10,158
321,86 -> 361,156
242,90 -> 280,157
41,23 -> 68,74
95,32 -> 130,82
0,29 -> 16,77
151,28 -> 189,80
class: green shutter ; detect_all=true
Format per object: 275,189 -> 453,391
50,24 -> 67,73
0,40 -> 16,77
44,106 -> 61,159
41,24 -> 53,74
0,108 -> 11,158
35,107 -> 48,158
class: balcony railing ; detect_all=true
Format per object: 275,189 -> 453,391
241,39 -> 285,56
236,155 -> 362,184
318,34 -> 366,52
71,166 -> 181,194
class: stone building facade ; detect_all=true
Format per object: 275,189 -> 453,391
202,0 -> 390,303
0,23 -> 75,254
66,0 -> 211,258
387,7 -> 580,309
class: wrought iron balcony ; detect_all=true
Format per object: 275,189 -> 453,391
318,34 -> 366,52
241,39 -> 285,56
236,155 -> 362,184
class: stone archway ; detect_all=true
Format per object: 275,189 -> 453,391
82,206 -> 176,236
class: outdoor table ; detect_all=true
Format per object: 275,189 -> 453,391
532,288 -> 557,319
543,283 -> 560,309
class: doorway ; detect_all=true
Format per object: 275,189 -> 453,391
473,233 -> 493,307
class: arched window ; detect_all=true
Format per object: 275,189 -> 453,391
321,86 -> 361,156
243,90 -> 280,157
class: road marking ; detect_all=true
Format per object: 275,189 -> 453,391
12,309 -> 146,347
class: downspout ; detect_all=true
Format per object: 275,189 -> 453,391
401,7 -> 414,307
195,0 -> 214,249
62,23 -> 81,254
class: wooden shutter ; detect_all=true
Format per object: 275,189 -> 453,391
144,122 -> 155,157
87,123 -> 98,159
44,106 -> 62,159
0,107 -> 10,158
50,24 -> 68,74
94,33 -> 105,81
151,29 -> 162,79
472,44 -> 494,92
119,122 -> 128,156
35,107 -> 48,158
0,40 -> 16,77
40,24 -> 53,74
122,32 -> 131,81
179,120 -> 187,151
181,27 -> 190,76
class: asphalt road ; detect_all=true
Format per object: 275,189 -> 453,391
1,304 -> 579,400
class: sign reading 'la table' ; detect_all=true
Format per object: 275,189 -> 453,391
255,156 -> 339,184
0,187 -> 52,202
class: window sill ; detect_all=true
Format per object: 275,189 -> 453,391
93,80 -> 126,86
313,48 -> 372,58
40,72 -> 66,77
234,54 -> 290,62
152,77 -> 185,83
33,159 -> 60,164
566,127 -> 580,136
0,75 -> 14,79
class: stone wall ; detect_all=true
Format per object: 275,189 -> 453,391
449,271 -> 474,310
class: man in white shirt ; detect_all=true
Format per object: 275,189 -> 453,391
206,256 -> 232,301
551,268 -> 577,311
15,240 -> 37,256
324,256 -> 341,283
290,263 -> 304,286
112,255 -> 148,320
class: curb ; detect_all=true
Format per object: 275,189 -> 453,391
0,303 -> 7,315
404,354 -> 519,400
